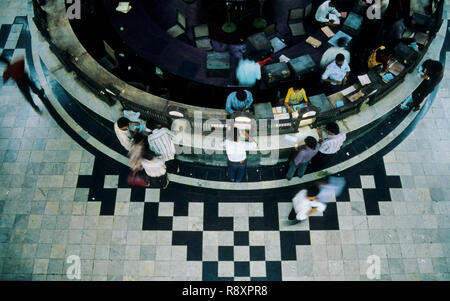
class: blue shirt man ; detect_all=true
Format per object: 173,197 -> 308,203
225,90 -> 253,114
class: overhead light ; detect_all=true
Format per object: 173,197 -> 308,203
167,105 -> 187,118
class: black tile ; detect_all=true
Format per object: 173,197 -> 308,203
218,246 -> 234,261
280,231 -> 310,260
174,200 -> 189,216
130,187 -> 146,202
99,196 -> 116,216
309,203 -> 339,230
386,176 -> 402,188
249,246 -> 265,261
0,25 -> 12,48
172,231 -> 202,261
249,202 -> 279,231
203,202 -> 233,231
335,187 -> 350,202
202,262 -> 233,281
363,189 -> 381,215
142,203 -> 173,230
234,262 -> 250,277
234,232 -> 249,246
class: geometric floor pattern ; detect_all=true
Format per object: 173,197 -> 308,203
0,0 -> 449,281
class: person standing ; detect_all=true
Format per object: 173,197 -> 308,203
286,136 -> 319,180
408,59 -> 443,111
141,151 -> 169,189
1,56 -> 44,113
312,122 -> 347,168
317,122 -> 346,155
223,127 -> 257,183
147,123 -> 177,172
288,186 -> 326,224
114,117 -> 132,151
129,133 -> 147,174
225,90 -> 254,115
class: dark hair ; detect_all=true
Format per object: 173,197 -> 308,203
304,136 -> 317,149
335,53 -> 345,62
133,133 -> 147,144
306,185 -> 320,197
118,117 -> 130,129
292,83 -> 303,91
143,150 -> 155,161
336,37 -> 347,48
236,90 -> 247,102
325,122 -> 340,134
329,0 -> 337,7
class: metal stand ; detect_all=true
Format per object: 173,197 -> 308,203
222,2 -> 237,33
253,0 -> 267,29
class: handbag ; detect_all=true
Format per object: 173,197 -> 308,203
127,171 -> 149,187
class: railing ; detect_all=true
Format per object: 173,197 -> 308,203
32,0 -> 445,136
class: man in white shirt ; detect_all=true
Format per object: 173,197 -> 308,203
315,0 -> 342,26
147,123 -> 177,173
288,186 -> 327,223
317,122 -> 346,155
141,151 -> 169,189
223,128 -> 257,183
114,117 -> 132,151
322,53 -> 351,94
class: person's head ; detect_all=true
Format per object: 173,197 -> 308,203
292,83 -> 303,93
335,53 -> 345,67
117,117 -> 130,130
306,185 -> 320,200
328,0 -> 337,7
304,136 -> 318,149
325,122 -> 340,135
143,150 -> 155,161
236,90 -> 248,102
336,37 -> 348,48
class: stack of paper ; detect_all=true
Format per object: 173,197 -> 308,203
321,26 -> 335,38
358,74 -> 371,86
116,2 -> 132,13
306,36 -> 322,48
347,91 -> 365,102
388,62 -> 405,76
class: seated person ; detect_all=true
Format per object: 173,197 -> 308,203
320,37 -> 350,68
283,85 -> 308,114
367,46 -> 392,70
225,90 -> 253,115
315,0 -> 342,26
321,53 -> 351,93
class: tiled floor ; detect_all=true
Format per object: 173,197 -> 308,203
0,0 -> 449,281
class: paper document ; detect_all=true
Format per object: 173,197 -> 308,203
279,55 -> 290,63
358,74 -> 371,86
321,26 -> 335,38
341,86 -> 356,96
